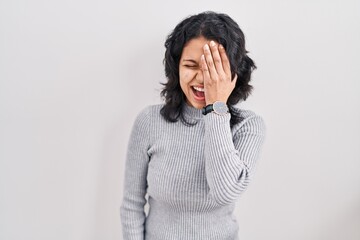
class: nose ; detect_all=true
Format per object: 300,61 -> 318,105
195,68 -> 204,83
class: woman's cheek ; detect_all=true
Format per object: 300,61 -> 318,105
182,70 -> 195,84
183,72 -> 190,83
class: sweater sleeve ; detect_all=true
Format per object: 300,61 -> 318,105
204,112 -> 266,205
120,107 -> 151,240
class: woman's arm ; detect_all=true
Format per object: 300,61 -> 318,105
120,107 -> 150,240
204,112 -> 266,205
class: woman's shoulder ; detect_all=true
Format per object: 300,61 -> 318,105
231,106 -> 266,134
233,107 -> 261,119
134,103 -> 164,121
131,104 -> 165,134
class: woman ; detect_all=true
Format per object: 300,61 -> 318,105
120,11 -> 266,240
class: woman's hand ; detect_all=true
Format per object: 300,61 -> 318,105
201,41 -> 237,105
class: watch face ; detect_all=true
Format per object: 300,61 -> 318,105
213,101 -> 229,115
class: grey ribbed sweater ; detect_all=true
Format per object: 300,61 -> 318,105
120,103 -> 266,240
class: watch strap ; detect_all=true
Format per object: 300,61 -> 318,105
202,104 -> 214,115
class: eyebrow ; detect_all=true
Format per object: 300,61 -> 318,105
182,59 -> 198,64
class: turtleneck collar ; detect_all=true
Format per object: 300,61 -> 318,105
183,102 -> 204,120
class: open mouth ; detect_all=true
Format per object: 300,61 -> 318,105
192,86 -> 205,100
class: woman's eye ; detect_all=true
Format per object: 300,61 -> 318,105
184,65 -> 197,68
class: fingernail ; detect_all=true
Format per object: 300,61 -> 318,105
204,44 -> 209,50
210,41 -> 216,47
219,44 -> 224,49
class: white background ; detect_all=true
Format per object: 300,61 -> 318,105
1,0 -> 359,239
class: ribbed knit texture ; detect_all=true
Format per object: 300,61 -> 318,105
120,103 -> 266,240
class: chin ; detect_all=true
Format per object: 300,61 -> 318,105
185,95 -> 205,109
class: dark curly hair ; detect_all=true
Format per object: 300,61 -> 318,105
160,11 -> 256,127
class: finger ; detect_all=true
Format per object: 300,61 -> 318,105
232,73 -> 238,86
219,44 -> 231,76
209,41 -> 226,76
201,54 -> 211,82
203,44 -> 218,80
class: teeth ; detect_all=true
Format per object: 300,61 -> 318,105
193,86 -> 204,92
